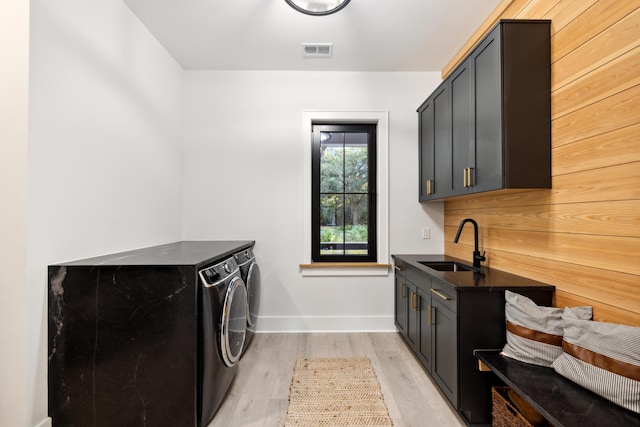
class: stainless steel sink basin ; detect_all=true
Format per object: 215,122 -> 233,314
418,261 -> 476,272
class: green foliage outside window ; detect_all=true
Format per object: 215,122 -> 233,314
320,145 -> 369,242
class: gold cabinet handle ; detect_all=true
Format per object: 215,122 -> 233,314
393,265 -> 402,271
410,292 -> 420,311
431,288 -> 452,301
427,305 -> 433,325
426,179 -> 433,195
400,283 -> 406,299
463,167 -> 474,187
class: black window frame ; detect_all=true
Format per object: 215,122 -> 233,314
311,123 -> 377,263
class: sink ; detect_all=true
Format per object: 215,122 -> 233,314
418,261 -> 476,272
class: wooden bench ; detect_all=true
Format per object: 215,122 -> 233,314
474,350 -> 640,427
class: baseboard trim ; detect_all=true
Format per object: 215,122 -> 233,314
35,417 -> 52,427
255,315 -> 395,333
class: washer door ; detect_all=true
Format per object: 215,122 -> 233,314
246,261 -> 261,329
220,276 -> 247,367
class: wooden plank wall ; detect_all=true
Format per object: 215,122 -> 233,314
442,0 -> 640,326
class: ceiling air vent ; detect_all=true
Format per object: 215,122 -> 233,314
302,43 -> 333,58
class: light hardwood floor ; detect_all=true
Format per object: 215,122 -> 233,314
207,333 -> 466,427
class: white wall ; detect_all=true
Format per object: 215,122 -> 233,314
26,0 -> 184,425
17,4 -> 448,424
0,1 -> 30,426
182,71 -> 444,332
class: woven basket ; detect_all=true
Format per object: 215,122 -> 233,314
492,387 -> 535,427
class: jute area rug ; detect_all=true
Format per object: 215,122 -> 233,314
284,357 -> 394,427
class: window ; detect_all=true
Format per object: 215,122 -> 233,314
311,124 -> 377,262
300,110 -> 389,276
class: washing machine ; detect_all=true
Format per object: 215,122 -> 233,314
233,247 -> 261,355
198,256 -> 247,426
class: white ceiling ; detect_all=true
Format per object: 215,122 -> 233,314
122,0 -> 502,72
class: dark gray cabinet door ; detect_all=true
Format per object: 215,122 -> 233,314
432,298 -> 458,407
418,287 -> 432,372
407,282 -> 420,348
433,84 -> 452,198
394,272 -> 408,335
418,98 -> 435,201
450,59 -> 473,195
471,26 -> 502,192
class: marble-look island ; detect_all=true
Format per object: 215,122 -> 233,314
48,241 -> 253,427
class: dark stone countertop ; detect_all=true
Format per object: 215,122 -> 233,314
392,254 -> 555,291
53,240 -> 254,268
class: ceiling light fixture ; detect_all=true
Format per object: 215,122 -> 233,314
285,0 -> 351,16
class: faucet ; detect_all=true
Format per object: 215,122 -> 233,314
453,218 -> 486,269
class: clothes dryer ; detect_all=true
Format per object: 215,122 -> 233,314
233,248 -> 261,355
198,257 -> 247,425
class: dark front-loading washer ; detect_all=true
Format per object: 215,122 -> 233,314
198,256 -> 247,425
233,247 -> 261,355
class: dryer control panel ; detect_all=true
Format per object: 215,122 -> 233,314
199,257 -> 239,286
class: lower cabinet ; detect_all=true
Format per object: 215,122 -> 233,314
394,268 -> 423,353
393,259 -> 554,426
431,293 -> 458,407
395,270 -> 458,405
394,269 -> 408,335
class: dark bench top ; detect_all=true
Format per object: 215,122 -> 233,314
474,350 -> 640,427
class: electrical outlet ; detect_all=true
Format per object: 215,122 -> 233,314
422,227 -> 431,239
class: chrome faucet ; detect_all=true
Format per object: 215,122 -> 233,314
453,218 -> 486,269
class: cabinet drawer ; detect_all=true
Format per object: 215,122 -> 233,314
430,281 -> 457,313
404,266 -> 431,291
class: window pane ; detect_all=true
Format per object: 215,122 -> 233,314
344,132 -> 368,193
320,132 -> 344,193
320,194 -> 344,256
345,195 -> 368,255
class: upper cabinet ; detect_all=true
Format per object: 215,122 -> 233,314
418,20 -> 551,202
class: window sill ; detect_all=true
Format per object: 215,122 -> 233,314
299,262 -> 391,277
